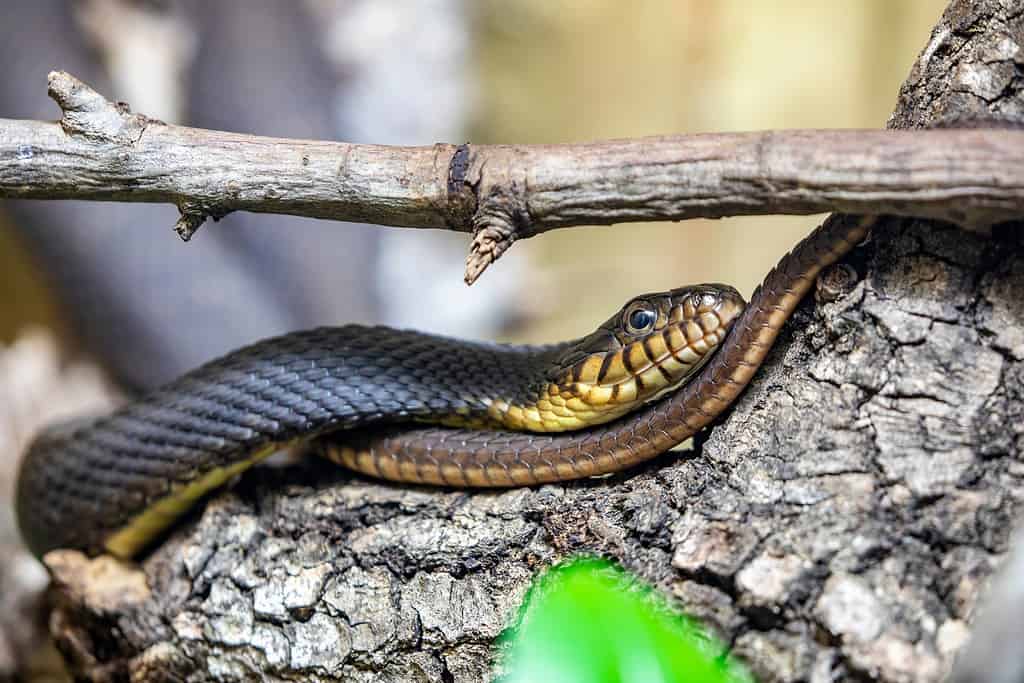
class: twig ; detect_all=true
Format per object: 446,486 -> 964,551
2,71 -> 1024,283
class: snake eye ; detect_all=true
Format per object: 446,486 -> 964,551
625,304 -> 658,335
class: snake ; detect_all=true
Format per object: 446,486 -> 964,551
15,213 -> 874,560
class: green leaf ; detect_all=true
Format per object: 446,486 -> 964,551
496,557 -> 752,683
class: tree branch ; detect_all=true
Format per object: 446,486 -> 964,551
2,71 -> 1024,283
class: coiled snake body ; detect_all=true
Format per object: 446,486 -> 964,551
16,214 -> 874,559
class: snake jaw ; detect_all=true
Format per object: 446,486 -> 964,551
482,284 -> 746,433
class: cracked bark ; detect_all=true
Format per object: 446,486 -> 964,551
28,1 -> 1024,681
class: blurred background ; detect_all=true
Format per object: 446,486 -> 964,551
0,0 -> 948,375
0,0 -> 948,677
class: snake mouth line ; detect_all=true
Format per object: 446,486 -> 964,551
479,328 -> 734,432
595,313 -> 735,390
641,334 -> 722,407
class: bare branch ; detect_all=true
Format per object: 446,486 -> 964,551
1,72 -> 1023,282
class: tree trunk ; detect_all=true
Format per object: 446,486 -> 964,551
39,1 -> 1024,681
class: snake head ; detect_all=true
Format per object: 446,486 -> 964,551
535,284 -> 746,430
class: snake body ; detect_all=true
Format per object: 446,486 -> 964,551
16,283 -> 744,557
327,214 -> 873,485
16,213 -> 873,559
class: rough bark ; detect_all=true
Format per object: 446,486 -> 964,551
2,72 -> 1024,283
27,1 -> 1024,682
